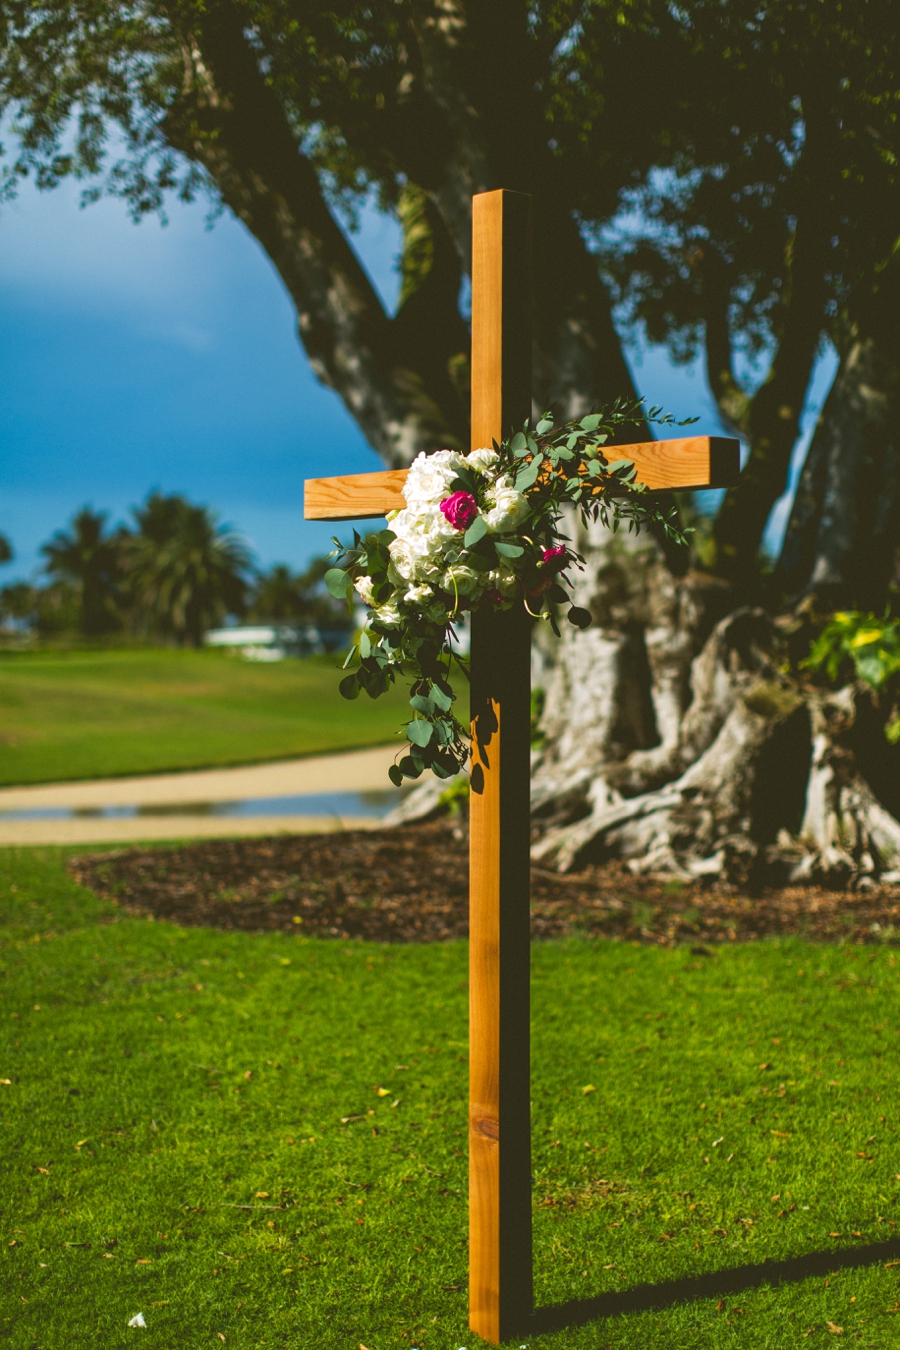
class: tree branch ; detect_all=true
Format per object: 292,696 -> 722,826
159,0 -> 467,465
711,112 -> 837,581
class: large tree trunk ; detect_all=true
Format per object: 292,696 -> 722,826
525,322 -> 900,886
154,0 -> 900,887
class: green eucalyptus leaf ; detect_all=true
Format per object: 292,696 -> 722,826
339,673 -> 361,700
358,630 -> 371,659
515,462 -> 541,491
464,515 -> 488,547
580,413 -> 602,431
536,418 -> 554,434
429,683 -> 454,711
494,541 -> 524,558
388,763 -> 405,787
407,719 -> 434,747
410,694 -> 436,715
567,606 -> 592,630
398,755 -> 423,780
324,568 -> 351,599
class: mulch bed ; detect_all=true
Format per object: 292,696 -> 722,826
68,821 -> 900,947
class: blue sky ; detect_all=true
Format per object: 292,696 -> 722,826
0,175 -> 836,585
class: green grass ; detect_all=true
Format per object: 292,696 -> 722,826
4,848 -> 900,1347
0,648 -> 409,784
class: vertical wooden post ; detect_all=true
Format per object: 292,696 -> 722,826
468,189 -> 534,1345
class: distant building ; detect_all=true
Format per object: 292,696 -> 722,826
206,624 -> 326,661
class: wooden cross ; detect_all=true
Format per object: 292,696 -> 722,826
305,189 -> 740,1345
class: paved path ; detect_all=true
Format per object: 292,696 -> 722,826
0,744 -> 398,846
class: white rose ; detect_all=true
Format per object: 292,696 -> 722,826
467,447 -> 499,473
354,575 -> 375,605
425,600 -> 451,624
484,481 -> 529,533
404,584 -> 434,604
489,563 -> 519,597
374,602 -> 402,628
442,563 -> 482,598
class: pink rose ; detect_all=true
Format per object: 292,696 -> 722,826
541,545 -> 569,573
440,491 -> 479,531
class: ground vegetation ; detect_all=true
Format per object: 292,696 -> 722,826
0,648 -> 406,784
3,844 -> 900,1346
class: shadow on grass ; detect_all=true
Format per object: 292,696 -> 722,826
531,1237 -> 900,1334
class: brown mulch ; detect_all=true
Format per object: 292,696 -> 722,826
67,821 -> 900,947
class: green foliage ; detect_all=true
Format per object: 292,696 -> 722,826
1,495 -> 255,648
333,404 -> 695,785
5,849 -> 900,1345
125,493 -> 252,648
0,648 -> 408,784
247,559 -> 347,630
804,611 -> 900,742
805,611 -> 900,691
41,508 -> 126,638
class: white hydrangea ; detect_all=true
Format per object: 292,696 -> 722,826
402,449 -> 467,509
388,450 -> 465,587
379,448 -> 527,612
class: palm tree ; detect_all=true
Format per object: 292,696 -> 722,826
41,508 -> 124,636
127,493 -> 252,646
248,564 -> 308,622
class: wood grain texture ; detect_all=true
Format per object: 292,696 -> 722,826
303,437 -> 740,521
594,435 -> 740,490
468,188 -> 534,1346
303,469 -> 409,521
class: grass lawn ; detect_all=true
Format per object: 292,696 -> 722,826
4,847 -> 900,1348
0,649 -> 409,784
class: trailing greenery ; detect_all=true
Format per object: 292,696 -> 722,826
327,405 -> 694,786
4,848 -> 900,1346
0,648 -> 408,785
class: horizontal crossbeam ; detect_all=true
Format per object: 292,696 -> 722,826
303,436 -> 740,521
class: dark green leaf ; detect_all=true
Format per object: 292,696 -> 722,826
494,541 -> 524,558
339,673 -> 360,699
388,764 -> 404,787
464,515 -> 488,547
429,683 -> 454,711
407,719 -> 434,747
410,694 -> 436,715
567,606 -> 592,630
324,568 -> 351,599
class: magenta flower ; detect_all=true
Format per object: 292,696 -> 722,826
440,491 -> 479,531
541,545 -> 569,572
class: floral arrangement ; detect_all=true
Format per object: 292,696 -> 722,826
325,400 -> 695,786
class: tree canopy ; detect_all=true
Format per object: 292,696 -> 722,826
2,0 -> 899,595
